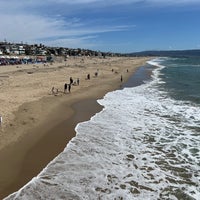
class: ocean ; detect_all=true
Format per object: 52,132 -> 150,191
5,57 -> 200,200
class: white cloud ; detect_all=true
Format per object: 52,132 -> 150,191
0,14 -> 63,42
0,0 -> 199,50
45,35 -> 99,49
0,10 -> 133,48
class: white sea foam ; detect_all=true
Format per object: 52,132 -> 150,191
5,60 -> 200,200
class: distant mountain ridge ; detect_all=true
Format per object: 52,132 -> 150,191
129,49 -> 200,57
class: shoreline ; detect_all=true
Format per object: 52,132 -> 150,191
1,98 -> 103,199
0,56 -> 150,198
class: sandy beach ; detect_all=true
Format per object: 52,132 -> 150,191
0,56 -> 149,198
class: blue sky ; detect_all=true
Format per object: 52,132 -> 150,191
0,0 -> 200,53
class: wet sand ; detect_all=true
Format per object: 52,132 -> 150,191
122,63 -> 155,88
0,56 -> 150,198
0,99 -> 103,199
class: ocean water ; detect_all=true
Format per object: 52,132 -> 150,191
5,57 -> 200,200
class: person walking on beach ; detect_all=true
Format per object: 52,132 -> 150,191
70,77 -> 73,85
121,75 -> 123,82
77,78 -> 80,85
68,83 -> 71,93
64,83 -> 68,93
87,74 -> 90,80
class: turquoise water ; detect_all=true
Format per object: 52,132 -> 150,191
159,57 -> 200,104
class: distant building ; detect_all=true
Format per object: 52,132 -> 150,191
18,46 -> 25,55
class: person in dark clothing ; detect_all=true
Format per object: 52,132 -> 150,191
77,78 -> 80,85
70,77 -> 73,85
68,83 -> 71,93
121,75 -> 123,82
64,83 -> 68,93
87,74 -> 90,80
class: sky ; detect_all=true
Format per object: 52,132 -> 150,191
0,0 -> 200,53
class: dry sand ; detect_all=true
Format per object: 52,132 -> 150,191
0,56 -> 150,198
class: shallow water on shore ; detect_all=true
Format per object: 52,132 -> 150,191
5,60 -> 200,199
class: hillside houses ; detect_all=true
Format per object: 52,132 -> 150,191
0,41 -> 119,58
0,41 -> 123,66
0,43 -> 25,55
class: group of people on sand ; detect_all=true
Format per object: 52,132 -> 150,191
64,83 -> 71,93
51,70 -> 99,96
51,68 -> 128,96
51,76 -> 80,95
0,67 -> 130,128
64,77 -> 80,93
111,68 -> 128,83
